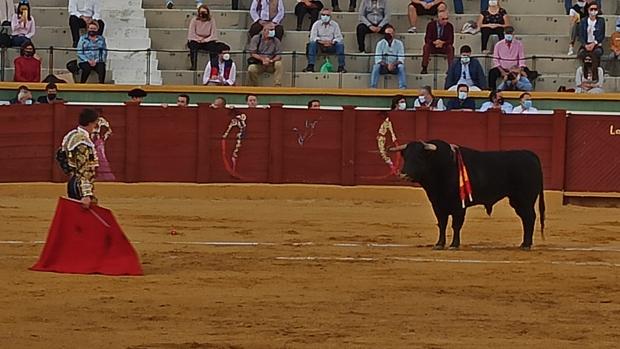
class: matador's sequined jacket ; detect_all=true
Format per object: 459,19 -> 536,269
61,127 -> 99,197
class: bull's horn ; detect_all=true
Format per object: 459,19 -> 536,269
388,144 -> 407,152
421,142 -> 437,151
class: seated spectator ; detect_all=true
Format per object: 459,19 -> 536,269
304,8 -> 346,73
332,0 -> 356,12
446,84 -> 475,111
13,41 -> 40,82
308,99 -> 321,109
479,90 -> 513,113
356,0 -> 390,52
407,0 -> 446,33
11,0 -> 35,47
203,43 -> 236,86
413,85 -> 445,111
421,11 -> 454,74
370,25 -> 406,89
9,85 -> 32,104
488,26 -> 526,90
246,94 -> 258,107
177,94 -> 190,107
390,94 -> 407,110
77,21 -> 107,84
36,83 -> 64,104
69,0 -> 105,48
477,0 -> 509,53
445,45 -> 486,91
247,24 -> 283,87
497,65 -> 532,91
165,0 -> 203,9
295,0 -> 324,31
578,1 -> 604,60
568,1 -> 587,55
511,92 -> 539,114
575,54 -> 604,93
212,97 -> 226,108
249,0 -> 285,40
128,88 -> 147,103
1,0 -> 15,24
187,4 -> 221,72
607,18 -> 620,76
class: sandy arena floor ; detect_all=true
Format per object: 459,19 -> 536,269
0,183 -> 619,349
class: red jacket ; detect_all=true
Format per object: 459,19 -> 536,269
424,20 -> 454,46
14,56 -> 41,82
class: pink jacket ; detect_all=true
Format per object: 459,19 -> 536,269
187,17 -> 218,43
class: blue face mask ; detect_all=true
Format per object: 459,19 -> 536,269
268,30 -> 276,38
523,100 -> 532,109
505,34 -> 513,42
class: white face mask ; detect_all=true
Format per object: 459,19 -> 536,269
398,102 -> 407,110
488,0 -> 498,6
461,56 -> 470,64
320,15 -> 330,23
577,1 -> 585,7
589,10 -> 598,17
222,53 -> 230,61
25,99 -> 33,105
458,91 -> 468,100
418,95 -> 426,104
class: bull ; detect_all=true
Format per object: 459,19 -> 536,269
390,140 -> 545,250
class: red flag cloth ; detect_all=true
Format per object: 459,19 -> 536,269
30,198 -> 143,276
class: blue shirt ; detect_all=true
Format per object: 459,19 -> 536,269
77,34 -> 108,63
479,101 -> 513,113
374,38 -> 405,65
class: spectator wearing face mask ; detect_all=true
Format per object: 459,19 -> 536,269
446,84 -> 475,111
488,26 -> 526,91
511,92 -> 538,114
356,0 -> 391,52
575,54 -> 604,93
68,0 -> 105,48
11,0 -> 35,47
77,21 -> 107,84
421,10 -> 454,74
413,85 -> 445,111
477,0 -> 509,54
295,0 -> 324,31
370,25 -> 406,89
390,95 -> 407,111
249,0 -> 285,41
497,65 -> 532,92
13,41 -> 40,82
37,83 -> 64,104
479,90 -> 513,113
578,1 -> 605,60
187,4 -> 220,72
9,85 -> 31,104
609,17 -> 620,74
304,8 -> 346,73
202,43 -> 236,86
247,24 -> 283,87
568,1 -> 588,55
445,45 -> 486,91
16,87 -> 34,105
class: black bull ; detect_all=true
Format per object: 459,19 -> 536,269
391,140 -> 545,250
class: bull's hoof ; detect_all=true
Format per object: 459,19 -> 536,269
519,244 -> 532,251
449,245 -> 460,250
433,244 -> 445,250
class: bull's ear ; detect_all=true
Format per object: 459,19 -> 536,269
422,142 -> 437,151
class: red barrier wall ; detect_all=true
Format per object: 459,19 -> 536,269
0,104 -> 617,192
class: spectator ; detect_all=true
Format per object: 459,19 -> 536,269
390,94 -> 407,110
128,88 -> 146,103
295,0 -> 324,31
249,0 -> 285,40
212,96 -> 226,108
69,0 -> 105,48
13,41 -> 40,82
247,24 -> 283,87
446,84 -> 475,111
568,1 -> 587,55
421,11 -> 454,74
497,65 -> 532,91
511,92 -> 539,114
187,4 -> 221,72
11,0 -> 35,47
578,1 -> 605,60
9,85 -> 32,104
608,18 -> 620,75
356,0 -> 390,52
370,25 -> 406,89
407,0 -> 446,34
77,21 -> 107,84
445,45 -> 486,91
1,0 -> 15,24
479,90 -> 513,113
246,94 -> 258,107
304,8 -> 346,73
488,26 -> 526,91
575,54 -> 604,93
165,0 -> 203,9
332,0 -> 356,12
477,0 -> 509,53
308,99 -> 321,109
37,83 -> 64,104
177,94 -> 190,107
203,43 -> 236,86
413,85 -> 445,111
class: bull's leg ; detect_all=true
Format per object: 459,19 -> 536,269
449,210 -> 466,249
513,204 -> 536,250
434,213 -> 449,250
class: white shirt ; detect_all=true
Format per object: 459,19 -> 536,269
457,63 -> 474,87
587,18 -> 596,43
249,0 -> 284,24
69,0 -> 101,20
511,106 -> 539,114
203,60 -> 237,86
309,20 -> 343,43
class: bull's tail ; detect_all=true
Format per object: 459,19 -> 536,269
539,186 -> 546,241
